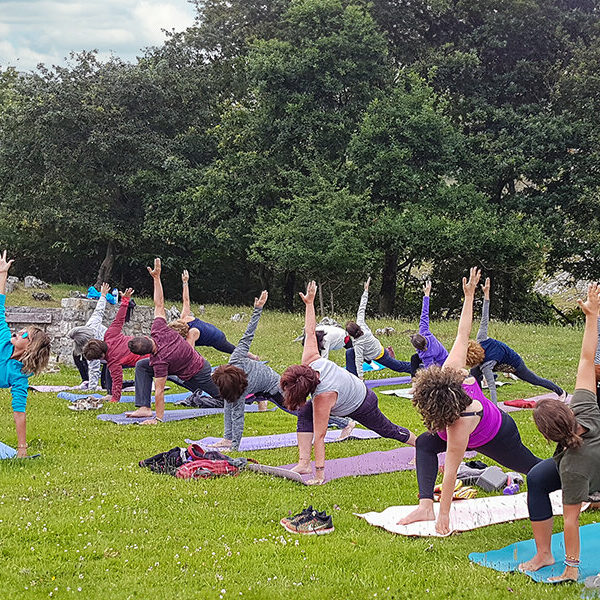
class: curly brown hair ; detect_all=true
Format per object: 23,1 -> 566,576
533,399 -> 583,449
412,366 -> 472,432
168,320 -> 190,338
465,340 -> 486,367
279,364 -> 320,411
212,364 -> 249,403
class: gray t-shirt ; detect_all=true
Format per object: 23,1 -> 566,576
310,357 -> 366,417
554,388 -> 600,504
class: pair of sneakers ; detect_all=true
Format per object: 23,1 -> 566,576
280,506 -> 334,535
68,396 -> 104,411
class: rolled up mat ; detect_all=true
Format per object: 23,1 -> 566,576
186,428 -> 380,451
59,391 -> 196,404
247,447 -> 477,485
97,404 -> 272,424
364,376 -> 411,389
0,441 -> 17,459
469,517 -> 596,582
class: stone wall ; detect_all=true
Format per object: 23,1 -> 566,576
6,298 -> 178,365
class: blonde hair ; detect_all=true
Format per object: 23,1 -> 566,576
21,327 -> 51,375
466,340 -> 486,367
168,320 -> 190,338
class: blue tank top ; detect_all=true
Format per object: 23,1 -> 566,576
187,318 -> 224,347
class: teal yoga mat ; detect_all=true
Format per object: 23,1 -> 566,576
469,522 -> 600,582
0,441 -> 17,459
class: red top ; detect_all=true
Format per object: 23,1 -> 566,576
105,297 -> 149,402
149,317 -> 204,379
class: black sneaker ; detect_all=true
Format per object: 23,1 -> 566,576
280,506 -> 314,528
281,510 -> 334,535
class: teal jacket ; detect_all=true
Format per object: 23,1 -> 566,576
0,294 -> 30,412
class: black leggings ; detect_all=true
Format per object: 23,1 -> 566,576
416,411 -> 541,499
73,353 -> 88,382
526,458 -> 562,521
410,353 -> 423,377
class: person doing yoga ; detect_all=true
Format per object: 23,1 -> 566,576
0,250 -> 51,457
518,283 -> 600,582
595,316 -> 600,406
466,278 -> 564,403
280,281 -> 416,485
168,270 -> 258,360
346,277 -> 411,379
126,259 -> 221,424
210,291 -> 355,451
398,268 -> 541,535
69,281 -> 109,391
83,287 -> 148,403
409,281 -> 448,377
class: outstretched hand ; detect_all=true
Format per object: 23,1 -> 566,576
364,277 -> 371,291
423,281 -> 432,296
577,282 -> 600,317
462,267 -> 481,297
254,290 -> 268,308
100,282 -> 110,297
0,250 -> 14,274
147,258 -> 161,279
122,287 -> 134,300
299,281 -> 317,305
182,270 -> 189,284
481,277 -> 491,299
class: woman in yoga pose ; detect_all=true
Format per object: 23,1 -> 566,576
466,278 -> 564,403
0,250 -> 51,457
345,277 -> 411,379
518,283 -> 600,582
280,281 -> 416,485
169,270 -> 258,360
399,268 -> 540,534
210,291 -> 354,450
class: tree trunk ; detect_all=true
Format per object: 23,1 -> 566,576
258,264 -> 272,291
379,250 -> 398,315
283,270 -> 296,311
330,288 -> 335,315
317,280 -> 325,317
95,240 -> 116,288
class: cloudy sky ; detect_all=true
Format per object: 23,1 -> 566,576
0,0 -> 197,71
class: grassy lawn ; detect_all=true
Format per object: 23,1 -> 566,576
0,302 -> 595,600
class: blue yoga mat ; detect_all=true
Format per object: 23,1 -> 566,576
0,441 -> 17,459
469,522 -> 600,583
58,391 -> 196,404
362,361 -> 385,372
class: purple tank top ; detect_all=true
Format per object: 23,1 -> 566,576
437,379 -> 502,448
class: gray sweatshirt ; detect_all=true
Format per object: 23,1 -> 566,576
225,306 -> 280,449
476,298 -> 499,403
352,290 -> 383,378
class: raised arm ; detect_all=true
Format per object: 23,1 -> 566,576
107,288 -> 134,336
231,291 -> 268,362
181,270 -> 192,318
419,281 -> 432,335
595,316 -> 600,366
575,283 -> 600,393
0,250 -> 14,341
147,258 -> 166,320
481,362 -> 498,403
443,267 -> 481,371
356,277 -> 371,326
87,282 -> 110,330
301,281 -> 321,366
476,278 -> 491,342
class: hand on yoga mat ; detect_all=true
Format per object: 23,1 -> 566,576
435,513 -> 450,536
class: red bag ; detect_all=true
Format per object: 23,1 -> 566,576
175,459 -> 239,480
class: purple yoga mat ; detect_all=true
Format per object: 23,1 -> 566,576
97,404 -> 268,424
187,428 -> 380,451
364,376 -> 411,389
249,447 -> 477,484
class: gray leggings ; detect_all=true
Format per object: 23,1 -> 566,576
513,360 -> 563,396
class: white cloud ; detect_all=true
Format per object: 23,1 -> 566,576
0,0 -> 196,71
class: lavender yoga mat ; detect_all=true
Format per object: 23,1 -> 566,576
59,391 -> 196,404
248,447 -> 477,485
186,428 -> 381,451
364,376 -> 411,389
98,404 -> 270,424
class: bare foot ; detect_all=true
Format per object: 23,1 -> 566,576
126,408 -> 153,418
290,462 -> 312,475
397,505 -> 435,526
518,552 -> 555,572
139,418 -> 158,425
210,439 -> 233,449
257,400 -> 269,412
337,420 -> 356,441
248,353 -> 260,361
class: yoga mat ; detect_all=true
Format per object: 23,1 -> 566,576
362,361 -> 385,372
470,519 -> 597,582
30,384 -> 79,392
248,447 -> 477,485
500,392 -> 572,413
0,441 -> 17,459
97,404 -> 270,424
364,376 -> 411,389
58,391 -> 196,404
357,490 -> 570,538
380,389 -> 413,398
186,428 -> 381,451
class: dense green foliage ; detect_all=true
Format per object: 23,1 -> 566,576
1,0 -> 598,318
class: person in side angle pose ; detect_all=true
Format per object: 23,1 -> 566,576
518,283 -> 600,582
409,281 -> 448,377
0,250 -> 51,457
466,278 -> 564,403
211,291 -> 355,450
68,282 -> 109,390
126,259 -> 221,424
168,270 -> 258,360
398,268 -> 541,535
345,277 -> 411,379
280,281 -> 416,485
83,288 -> 147,403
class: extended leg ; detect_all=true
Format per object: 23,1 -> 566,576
513,361 -> 563,396
376,349 -> 411,374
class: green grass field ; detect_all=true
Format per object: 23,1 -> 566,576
0,299 -> 596,600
